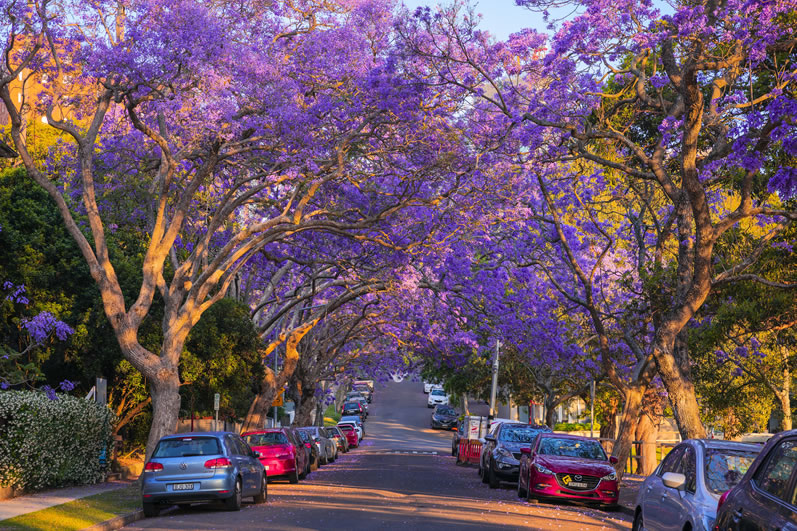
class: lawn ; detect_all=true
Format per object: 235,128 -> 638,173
323,403 -> 342,426
0,485 -> 141,531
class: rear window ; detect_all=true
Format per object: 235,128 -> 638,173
153,437 -> 221,458
704,449 -> 757,494
339,424 -> 353,432
344,402 -> 359,408
296,430 -> 310,442
244,432 -> 288,446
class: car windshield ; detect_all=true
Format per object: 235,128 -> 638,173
297,431 -> 310,443
153,437 -> 220,457
298,429 -> 317,439
538,438 -> 607,460
431,389 -> 446,396
243,432 -> 288,446
325,429 -> 339,437
500,426 -> 547,443
704,449 -> 757,495
436,407 -> 456,416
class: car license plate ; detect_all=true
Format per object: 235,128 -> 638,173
567,481 -> 588,488
172,483 -> 194,491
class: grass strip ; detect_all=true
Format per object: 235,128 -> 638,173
0,485 -> 141,531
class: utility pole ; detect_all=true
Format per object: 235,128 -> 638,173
590,380 -> 595,438
488,340 -> 501,428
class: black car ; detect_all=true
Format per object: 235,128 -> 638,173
341,401 -> 364,418
431,405 -> 458,430
481,423 -> 552,488
295,428 -> 321,470
715,429 -> 797,530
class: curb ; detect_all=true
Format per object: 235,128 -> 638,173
81,510 -> 144,531
618,505 -> 635,517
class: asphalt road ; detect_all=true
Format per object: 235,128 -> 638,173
125,380 -> 631,530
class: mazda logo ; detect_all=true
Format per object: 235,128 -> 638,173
179,462 -> 187,470
574,475 -> 582,481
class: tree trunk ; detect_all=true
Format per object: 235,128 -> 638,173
462,393 -> 470,415
145,372 -> 182,460
544,393 -> 557,428
610,384 -> 646,479
780,345 -> 792,432
652,332 -> 707,439
241,368 -> 277,433
600,395 -> 619,455
635,410 -> 661,476
295,394 -> 316,427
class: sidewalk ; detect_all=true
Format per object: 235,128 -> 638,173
0,479 -> 134,521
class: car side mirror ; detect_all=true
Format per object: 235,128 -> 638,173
485,435 -> 496,442
609,456 -> 619,465
662,472 -> 686,489
520,447 -> 531,455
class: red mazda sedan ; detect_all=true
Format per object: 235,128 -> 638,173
242,429 -> 308,484
518,433 -> 619,509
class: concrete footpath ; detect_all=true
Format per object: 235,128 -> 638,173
0,479 -> 138,524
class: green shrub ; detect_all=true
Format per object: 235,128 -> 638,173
0,390 -> 115,491
554,422 -> 600,432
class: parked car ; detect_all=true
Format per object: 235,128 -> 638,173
341,401 -> 365,418
339,415 -> 365,440
141,432 -> 266,517
348,395 -> 369,417
431,405 -> 458,430
338,423 -> 359,448
242,428 -> 309,484
714,429 -> 797,530
325,426 -> 349,453
423,380 -> 435,393
517,433 -> 619,509
353,384 -> 372,402
477,418 -> 517,476
427,388 -> 449,408
295,429 -> 321,470
297,426 -> 337,465
479,422 -> 551,487
631,439 -> 759,531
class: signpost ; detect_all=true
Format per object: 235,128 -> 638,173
213,393 -> 220,431
488,340 -> 501,429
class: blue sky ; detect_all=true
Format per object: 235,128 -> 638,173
399,0 -> 551,40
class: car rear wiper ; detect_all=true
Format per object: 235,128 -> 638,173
181,453 -> 204,457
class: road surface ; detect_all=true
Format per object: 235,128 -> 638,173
124,380 -> 631,530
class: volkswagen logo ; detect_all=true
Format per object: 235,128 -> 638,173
574,475 -> 582,481
179,462 -> 187,470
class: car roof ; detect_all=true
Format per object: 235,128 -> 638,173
162,431 -> 228,439
691,439 -> 763,452
500,423 -> 550,430
537,432 -> 598,441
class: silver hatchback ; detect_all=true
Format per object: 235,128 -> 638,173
141,431 -> 267,517
632,439 -> 759,531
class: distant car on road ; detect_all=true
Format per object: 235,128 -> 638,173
325,426 -> 349,453
297,426 -> 337,465
518,433 -> 619,509
337,423 -> 359,448
141,432 -> 266,517
423,381 -> 438,394
341,401 -> 365,418
348,395 -> 369,417
242,428 -> 309,484
631,438 -> 759,531
339,416 -> 364,440
431,405 -> 458,430
427,388 -> 449,408
352,384 -> 372,402
714,429 -> 797,531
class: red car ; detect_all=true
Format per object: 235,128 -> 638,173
337,423 -> 359,448
518,433 -> 619,509
242,428 -> 308,484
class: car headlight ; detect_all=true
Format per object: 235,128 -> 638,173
601,471 -> 617,481
534,463 -> 554,475
496,448 -> 515,460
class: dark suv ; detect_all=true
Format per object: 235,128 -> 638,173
481,423 -> 552,488
715,429 -> 797,530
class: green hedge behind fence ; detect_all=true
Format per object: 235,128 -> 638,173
0,390 -> 115,491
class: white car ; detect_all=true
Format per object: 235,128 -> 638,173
427,388 -> 449,408
423,381 -> 435,393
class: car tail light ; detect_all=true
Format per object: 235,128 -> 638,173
144,462 -> 163,472
305,442 -> 311,448
717,490 -> 731,512
204,458 -> 232,469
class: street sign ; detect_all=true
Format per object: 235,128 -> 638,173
271,388 -> 284,407
214,393 -> 220,410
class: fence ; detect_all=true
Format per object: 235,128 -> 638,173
596,437 -> 678,474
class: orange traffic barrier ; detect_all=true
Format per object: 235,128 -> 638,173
457,439 -> 482,465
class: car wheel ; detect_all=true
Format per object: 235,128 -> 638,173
481,462 -> 489,484
632,510 -> 645,531
224,478 -> 242,511
253,474 -> 267,504
289,462 -> 300,484
488,459 -> 500,489
142,502 -> 159,517
518,474 -> 528,498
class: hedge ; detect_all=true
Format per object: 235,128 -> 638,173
0,390 -> 115,491
554,422 -> 601,432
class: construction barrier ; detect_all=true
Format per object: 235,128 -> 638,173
456,439 -> 482,465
